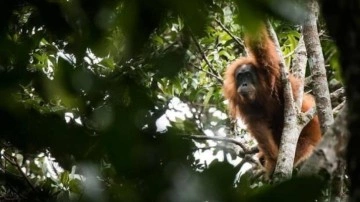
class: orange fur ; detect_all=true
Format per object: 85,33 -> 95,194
223,27 -> 321,175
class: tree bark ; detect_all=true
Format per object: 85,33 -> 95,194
298,107 -> 348,176
266,22 -> 313,182
302,0 -> 334,133
291,36 -> 307,109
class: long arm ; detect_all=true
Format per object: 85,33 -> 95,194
244,24 -> 281,97
245,24 -> 280,73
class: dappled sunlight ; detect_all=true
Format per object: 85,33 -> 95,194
0,0 -> 342,200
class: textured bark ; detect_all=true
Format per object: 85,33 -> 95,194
302,0 -> 334,133
266,22 -> 304,182
330,88 -> 345,102
273,68 -> 299,181
273,107 -> 315,182
291,36 -> 307,109
321,0 -> 360,201
298,107 -> 348,177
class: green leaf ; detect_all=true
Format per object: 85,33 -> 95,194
203,87 -> 214,107
69,179 -> 83,194
60,171 -> 70,185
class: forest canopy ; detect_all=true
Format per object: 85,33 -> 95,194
0,0 -> 349,201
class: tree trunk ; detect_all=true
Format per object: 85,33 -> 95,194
302,0 -> 334,134
321,0 -> 360,201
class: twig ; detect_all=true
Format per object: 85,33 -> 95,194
191,64 -> 223,85
194,146 -> 237,155
249,146 -> 260,154
3,153 -> 37,193
299,107 -> 317,128
214,19 -> 245,48
184,135 -> 251,153
234,156 -> 247,171
244,154 -> 262,166
333,100 -> 346,116
183,100 -> 217,108
331,87 -> 345,100
189,30 -> 223,80
238,146 -> 259,158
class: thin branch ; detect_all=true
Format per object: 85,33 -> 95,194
214,19 -> 245,48
184,135 -> 251,153
3,153 -> 37,193
298,107 -> 317,128
234,154 -> 260,172
331,87 -> 345,100
183,100 -> 217,108
291,36 -> 307,109
283,50 -> 296,59
238,147 -> 259,158
234,157 -> 247,171
191,64 -> 223,85
189,31 -> 223,79
244,154 -> 262,166
194,146 -> 237,156
333,100 -> 346,116
248,146 -> 260,154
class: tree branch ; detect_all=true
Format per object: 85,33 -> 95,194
333,100 -> 346,116
214,19 -> 245,49
3,153 -> 37,193
190,31 -> 223,80
234,154 -> 260,171
184,135 -> 253,153
302,0 -> 334,133
266,21 -> 300,182
291,36 -> 308,108
331,87 -> 345,101
299,107 -> 317,128
191,64 -> 223,85
298,106 -> 348,176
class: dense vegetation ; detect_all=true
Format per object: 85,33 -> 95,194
0,0 -> 341,201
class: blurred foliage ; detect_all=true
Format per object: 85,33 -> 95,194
0,0 -> 338,201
